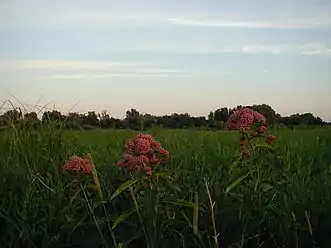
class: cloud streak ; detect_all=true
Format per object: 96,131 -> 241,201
168,17 -> 331,29
0,59 -> 188,79
113,42 -> 331,57
1,1 -> 330,30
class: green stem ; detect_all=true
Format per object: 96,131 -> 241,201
101,203 -> 118,248
81,184 -> 108,248
205,181 -> 219,248
246,132 -> 261,196
129,186 -> 149,248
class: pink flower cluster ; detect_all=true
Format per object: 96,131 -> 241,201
226,108 -> 267,132
117,133 -> 170,176
63,156 -> 93,174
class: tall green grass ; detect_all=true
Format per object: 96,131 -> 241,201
1,125 -> 331,247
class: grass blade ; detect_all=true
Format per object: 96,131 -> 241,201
110,179 -> 139,201
226,171 -> 251,194
112,211 -> 134,231
163,199 -> 196,208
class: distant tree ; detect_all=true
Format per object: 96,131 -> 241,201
1,102 -> 327,130
99,110 -> 113,128
191,116 -> 207,128
84,111 -> 99,127
250,104 -> 277,125
22,111 -> 40,128
280,113 -> 323,126
24,112 -> 39,121
214,107 -> 229,122
42,110 -> 64,123
208,111 -> 214,121
143,113 -> 157,129
0,109 -> 23,126
125,108 -> 143,130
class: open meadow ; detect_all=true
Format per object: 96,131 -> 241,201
1,126 -> 331,248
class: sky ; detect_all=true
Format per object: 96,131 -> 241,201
0,0 -> 330,121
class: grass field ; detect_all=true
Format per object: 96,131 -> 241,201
1,126 -> 331,248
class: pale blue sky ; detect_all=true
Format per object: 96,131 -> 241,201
0,0 -> 330,120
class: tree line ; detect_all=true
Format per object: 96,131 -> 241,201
0,103 -> 328,130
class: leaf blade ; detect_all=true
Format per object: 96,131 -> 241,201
110,179 -> 139,201
226,171 -> 251,194
163,199 -> 196,208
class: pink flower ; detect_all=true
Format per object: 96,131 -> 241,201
150,141 -> 162,151
251,131 -> 259,137
141,165 -> 152,176
117,154 -> 134,168
125,139 -> 135,154
136,155 -> 149,164
63,156 -> 93,174
134,138 -> 151,154
253,112 -> 267,125
117,154 -> 153,176
226,108 -> 267,131
134,133 -> 155,142
117,133 -> 170,176
226,108 -> 255,131
239,140 -> 247,147
148,155 -> 159,165
258,126 -> 267,133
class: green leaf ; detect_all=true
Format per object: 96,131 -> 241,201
260,182 -> 274,192
226,171 -> 251,194
193,192 -> 199,236
110,179 -> 139,201
163,198 -> 196,208
255,144 -> 273,153
112,211 -> 133,230
152,171 -> 175,177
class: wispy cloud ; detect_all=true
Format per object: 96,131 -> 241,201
168,17 -> 331,29
0,59 -> 188,79
115,42 -> 331,57
1,60 -> 152,70
232,43 -> 331,56
1,1 -> 330,30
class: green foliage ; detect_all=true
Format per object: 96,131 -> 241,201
1,103 -> 328,131
1,124 -> 331,247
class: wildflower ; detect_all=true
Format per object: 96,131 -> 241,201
136,154 -> 150,164
134,138 -> 152,154
148,155 -> 159,165
150,141 -> 162,151
239,139 -> 247,147
117,154 -> 134,168
226,108 -> 255,131
251,131 -> 259,137
117,154 -> 153,175
226,108 -> 267,131
63,156 -> 93,174
159,148 -> 170,163
135,133 -> 155,142
117,133 -> 170,176
125,139 -> 135,154
142,165 -> 152,176
253,111 -> 267,125
258,125 -> 267,133
266,135 -> 277,145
